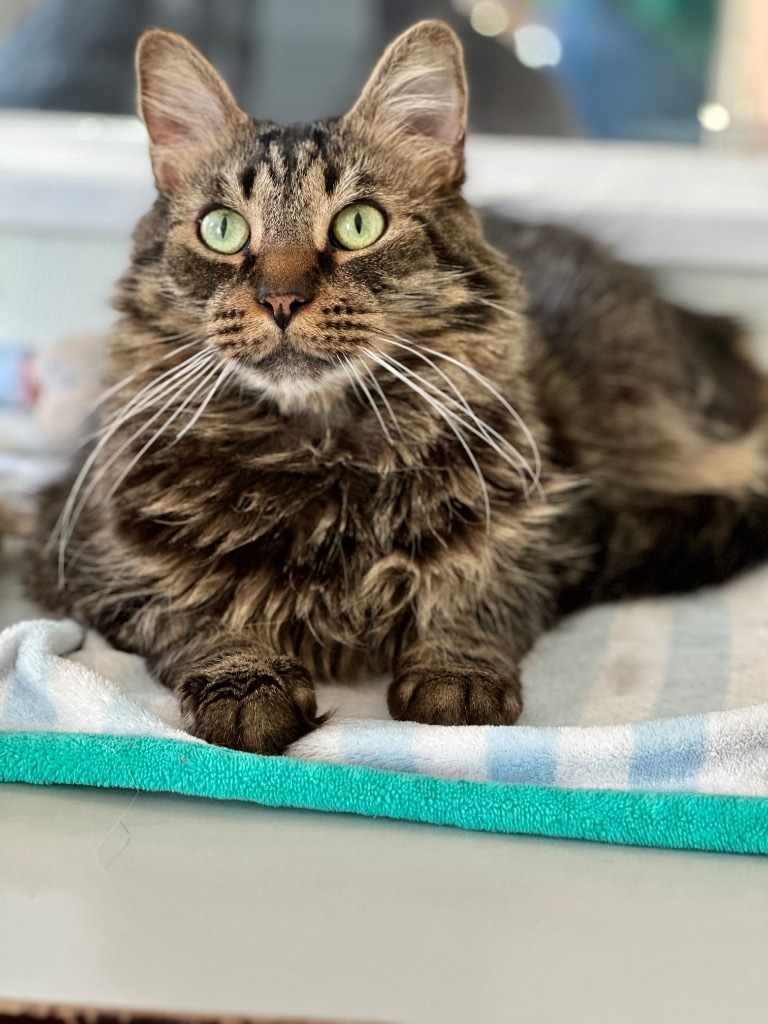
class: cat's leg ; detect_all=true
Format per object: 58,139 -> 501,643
24,483 -> 320,754
147,627 -> 322,754
386,539 -> 560,727
388,632 -> 523,727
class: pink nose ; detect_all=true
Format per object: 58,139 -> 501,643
258,292 -> 306,331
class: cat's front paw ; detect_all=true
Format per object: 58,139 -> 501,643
388,663 -> 522,726
179,653 -> 322,755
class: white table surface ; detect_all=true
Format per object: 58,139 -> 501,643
2,544 -> 768,1024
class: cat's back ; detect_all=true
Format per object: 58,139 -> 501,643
483,213 -> 764,451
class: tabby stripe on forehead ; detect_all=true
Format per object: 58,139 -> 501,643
240,166 -> 256,199
280,146 -> 300,186
256,129 -> 280,184
309,123 -> 328,153
323,163 -> 340,195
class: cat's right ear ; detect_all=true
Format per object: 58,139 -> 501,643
136,29 -> 247,191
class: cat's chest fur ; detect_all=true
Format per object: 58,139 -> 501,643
117,418 -> 492,675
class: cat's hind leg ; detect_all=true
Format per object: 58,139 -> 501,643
566,485 -> 768,607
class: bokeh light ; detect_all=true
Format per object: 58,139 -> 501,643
513,23 -> 562,68
698,102 -> 731,132
469,2 -> 510,38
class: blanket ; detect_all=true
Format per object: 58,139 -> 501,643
2,564 -> 768,854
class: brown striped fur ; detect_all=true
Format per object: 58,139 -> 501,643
26,23 -> 768,753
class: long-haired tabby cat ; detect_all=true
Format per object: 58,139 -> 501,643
27,21 -> 768,754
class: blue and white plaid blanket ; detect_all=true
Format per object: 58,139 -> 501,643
2,562 -> 768,797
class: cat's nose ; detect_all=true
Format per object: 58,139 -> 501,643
258,290 -> 308,331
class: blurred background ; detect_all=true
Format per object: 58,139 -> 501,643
0,0 -> 766,146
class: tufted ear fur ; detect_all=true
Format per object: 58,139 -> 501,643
136,29 -> 248,190
345,21 -> 467,190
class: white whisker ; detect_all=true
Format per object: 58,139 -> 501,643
92,337 -> 204,413
337,354 -> 363,404
50,349 -> 212,563
102,356 -> 226,504
372,332 -> 534,493
97,346 -> 212,435
392,332 -> 543,493
363,348 -> 492,533
81,343 -> 209,445
476,296 -> 527,323
364,365 -> 406,443
372,347 -> 509,460
344,356 -> 394,446
172,358 -> 237,444
51,348 -> 216,583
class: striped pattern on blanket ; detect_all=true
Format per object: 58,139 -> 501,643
2,563 -> 768,798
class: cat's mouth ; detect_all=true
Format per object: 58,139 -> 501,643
249,345 -> 332,382
230,342 -> 346,409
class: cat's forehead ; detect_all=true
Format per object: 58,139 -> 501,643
244,122 -> 341,190
213,119 -> 385,241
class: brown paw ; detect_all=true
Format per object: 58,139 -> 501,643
388,664 -> 522,726
179,653 -> 322,755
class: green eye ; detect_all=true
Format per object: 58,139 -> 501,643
199,208 -> 250,254
331,203 -> 385,250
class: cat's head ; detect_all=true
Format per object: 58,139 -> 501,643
126,21 -> 513,411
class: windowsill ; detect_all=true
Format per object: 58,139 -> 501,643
1,109 -> 767,271
467,135 -> 768,272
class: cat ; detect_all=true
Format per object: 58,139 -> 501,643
26,21 -> 768,755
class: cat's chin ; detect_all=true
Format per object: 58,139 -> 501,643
232,352 -> 348,414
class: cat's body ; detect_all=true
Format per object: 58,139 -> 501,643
26,23 -> 768,753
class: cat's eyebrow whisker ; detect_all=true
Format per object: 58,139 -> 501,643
476,295 -> 527,324
372,331 -> 533,494
363,348 -> 492,534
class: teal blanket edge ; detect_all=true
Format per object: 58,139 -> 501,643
1,732 -> 767,854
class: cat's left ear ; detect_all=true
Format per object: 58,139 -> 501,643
345,21 -> 467,190
136,29 -> 248,191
